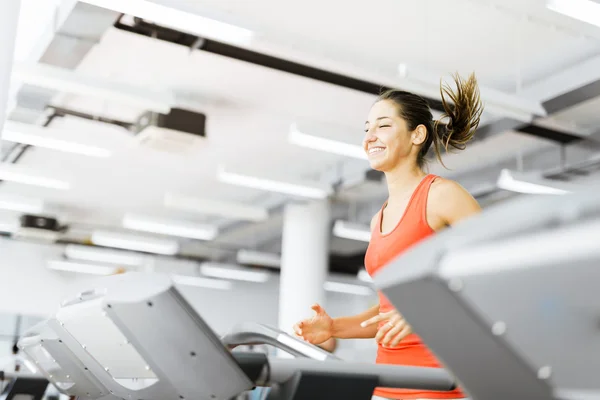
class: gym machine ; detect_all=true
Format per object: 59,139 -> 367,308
375,188 -> 600,400
0,370 -> 48,400
14,272 -> 456,400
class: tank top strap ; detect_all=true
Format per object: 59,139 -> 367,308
411,174 -> 438,224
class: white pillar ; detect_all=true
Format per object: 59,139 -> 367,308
278,200 -> 331,333
0,0 -> 21,139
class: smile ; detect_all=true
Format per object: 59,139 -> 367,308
368,147 -> 385,155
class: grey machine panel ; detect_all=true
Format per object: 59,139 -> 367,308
222,321 -> 341,361
19,272 -> 254,400
374,189 -> 600,400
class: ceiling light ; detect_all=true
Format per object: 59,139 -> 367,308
199,262 -> 270,283
91,230 -> 179,255
64,244 -> 147,267
217,166 -> 332,199
164,192 -> 269,222
0,194 -> 44,213
496,169 -> 572,195
288,124 -> 366,160
324,281 -> 373,296
547,0 -> 600,28
47,260 -> 121,275
12,63 -> 174,114
80,0 -> 254,44
122,213 -> 218,240
3,121 -> 112,157
236,249 -> 281,268
333,220 -> 371,242
172,274 -> 232,290
0,164 -> 70,190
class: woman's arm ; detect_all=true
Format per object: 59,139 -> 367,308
331,304 -> 380,339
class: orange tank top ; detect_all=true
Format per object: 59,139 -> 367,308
364,174 -> 465,399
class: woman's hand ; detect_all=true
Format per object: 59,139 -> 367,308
360,310 -> 412,347
292,304 -> 334,345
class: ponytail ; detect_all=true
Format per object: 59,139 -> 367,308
432,73 -> 483,168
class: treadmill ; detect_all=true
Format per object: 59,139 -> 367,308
16,272 -> 456,400
374,188 -> 600,400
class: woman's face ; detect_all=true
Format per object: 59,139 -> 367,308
363,100 -> 420,172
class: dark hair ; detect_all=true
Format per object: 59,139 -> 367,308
377,72 -> 483,169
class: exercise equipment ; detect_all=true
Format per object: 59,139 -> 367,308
0,371 -> 48,400
16,272 -> 456,400
222,321 -> 340,361
375,189 -> 600,400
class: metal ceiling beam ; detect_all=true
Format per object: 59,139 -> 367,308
112,17 -> 600,146
474,71 -> 600,145
10,2 -> 121,122
543,78 -> 600,114
112,17 -> 452,115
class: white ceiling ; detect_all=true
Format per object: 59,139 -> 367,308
2,0 -> 600,263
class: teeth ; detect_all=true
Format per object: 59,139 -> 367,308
368,147 -> 385,154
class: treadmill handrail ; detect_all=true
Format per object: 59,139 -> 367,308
263,357 -> 456,391
222,322 -> 341,361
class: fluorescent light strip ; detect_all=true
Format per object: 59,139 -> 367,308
91,230 -> 179,255
122,213 -> 218,240
80,0 -> 253,44
217,167 -> 332,200
547,0 -> 600,28
324,281 -> 373,296
288,124 -> 367,160
200,262 -> 270,283
172,274 -> 232,290
237,249 -> 281,268
0,164 -> 70,190
333,220 -> 371,242
48,260 -> 120,275
0,194 -> 44,213
64,244 -> 147,267
164,192 -> 269,222
12,63 -> 173,114
496,169 -> 569,195
3,121 -> 111,157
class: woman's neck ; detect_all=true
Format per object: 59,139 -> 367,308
384,161 -> 427,205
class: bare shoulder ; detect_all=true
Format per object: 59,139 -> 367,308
429,177 -> 470,199
429,177 -> 481,226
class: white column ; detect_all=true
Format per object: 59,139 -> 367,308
278,199 -> 331,333
0,0 -> 20,139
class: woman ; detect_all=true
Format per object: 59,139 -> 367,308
293,73 -> 484,400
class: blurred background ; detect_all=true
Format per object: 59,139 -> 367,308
1,0 -> 600,365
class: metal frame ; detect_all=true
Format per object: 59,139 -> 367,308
20,273 -> 253,400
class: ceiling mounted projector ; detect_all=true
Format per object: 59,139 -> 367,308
132,108 -> 207,154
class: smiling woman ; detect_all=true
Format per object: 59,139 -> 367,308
294,73 -> 484,400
